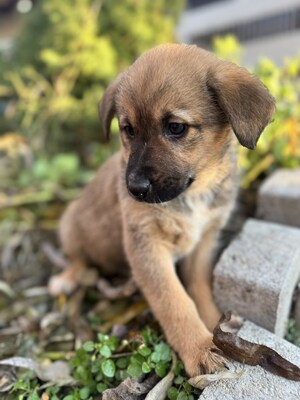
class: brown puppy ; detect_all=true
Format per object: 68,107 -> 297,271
49,44 -> 275,376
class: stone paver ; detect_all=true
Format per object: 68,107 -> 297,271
200,321 -> 300,400
256,168 -> 300,227
213,219 -> 300,336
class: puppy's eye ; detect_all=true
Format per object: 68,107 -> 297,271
123,125 -> 134,138
168,123 -> 187,137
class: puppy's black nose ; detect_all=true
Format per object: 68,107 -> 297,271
127,174 -> 150,200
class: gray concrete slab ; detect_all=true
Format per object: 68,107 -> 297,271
213,218 -> 300,336
200,321 -> 300,400
256,168 -> 300,228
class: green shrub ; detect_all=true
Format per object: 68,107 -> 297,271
1,0 -> 184,157
213,35 -> 300,187
9,328 -> 201,399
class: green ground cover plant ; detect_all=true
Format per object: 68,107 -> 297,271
8,328 -> 201,400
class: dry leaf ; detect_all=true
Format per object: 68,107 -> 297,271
40,311 -> 64,332
0,281 -> 15,298
0,369 -> 17,393
213,312 -> 300,381
188,369 -> 244,389
145,351 -> 177,400
97,277 -> 137,300
42,242 -> 68,270
0,357 -> 75,385
102,374 -> 159,400
101,300 -> 148,333
0,357 -> 37,371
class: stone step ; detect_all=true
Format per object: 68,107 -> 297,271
256,168 -> 300,227
200,321 -> 300,400
213,218 -> 300,336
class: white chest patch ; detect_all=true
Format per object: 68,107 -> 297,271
156,193 -> 227,262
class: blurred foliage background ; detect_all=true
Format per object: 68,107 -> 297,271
0,1 -> 299,398
0,0 -> 298,240
0,0 -> 183,155
213,35 -> 300,188
0,0 -> 184,233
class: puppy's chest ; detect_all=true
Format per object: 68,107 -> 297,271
157,197 -> 223,260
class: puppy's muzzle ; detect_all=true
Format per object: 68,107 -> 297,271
127,172 -> 151,201
126,170 -> 195,203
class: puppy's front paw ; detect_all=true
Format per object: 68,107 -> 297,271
181,335 -> 227,377
48,272 -> 78,296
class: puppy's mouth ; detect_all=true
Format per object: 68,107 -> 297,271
126,175 -> 195,204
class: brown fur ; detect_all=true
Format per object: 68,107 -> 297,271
49,44 -> 275,376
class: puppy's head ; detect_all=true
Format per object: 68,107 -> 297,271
99,44 -> 275,203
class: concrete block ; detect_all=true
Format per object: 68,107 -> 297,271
256,168 -> 300,227
213,219 -> 300,336
200,321 -> 300,400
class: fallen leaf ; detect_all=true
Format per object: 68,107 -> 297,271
102,374 -> 159,400
213,312 -> 300,381
97,277 -> 137,300
42,242 -> 68,270
101,300 -> 148,333
37,361 -> 73,382
0,369 -> 17,392
40,311 -> 65,333
23,286 -> 50,298
0,357 -> 37,371
0,281 -> 15,298
0,357 -> 76,385
145,351 -> 177,400
188,369 -> 244,389
1,232 -> 23,270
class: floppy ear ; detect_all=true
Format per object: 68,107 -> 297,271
98,75 -> 122,140
207,61 -> 275,149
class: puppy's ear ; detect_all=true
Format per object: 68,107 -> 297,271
207,61 -> 275,149
99,74 -> 122,139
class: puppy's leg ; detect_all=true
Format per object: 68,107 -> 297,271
179,223 -> 221,332
124,230 -> 226,377
49,201 -> 86,296
48,258 -> 86,296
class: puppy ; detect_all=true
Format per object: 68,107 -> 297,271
49,44 -> 275,376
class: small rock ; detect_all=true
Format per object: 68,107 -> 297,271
256,168 -> 300,227
213,219 -> 300,336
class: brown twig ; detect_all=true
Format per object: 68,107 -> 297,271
213,312 -> 300,381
